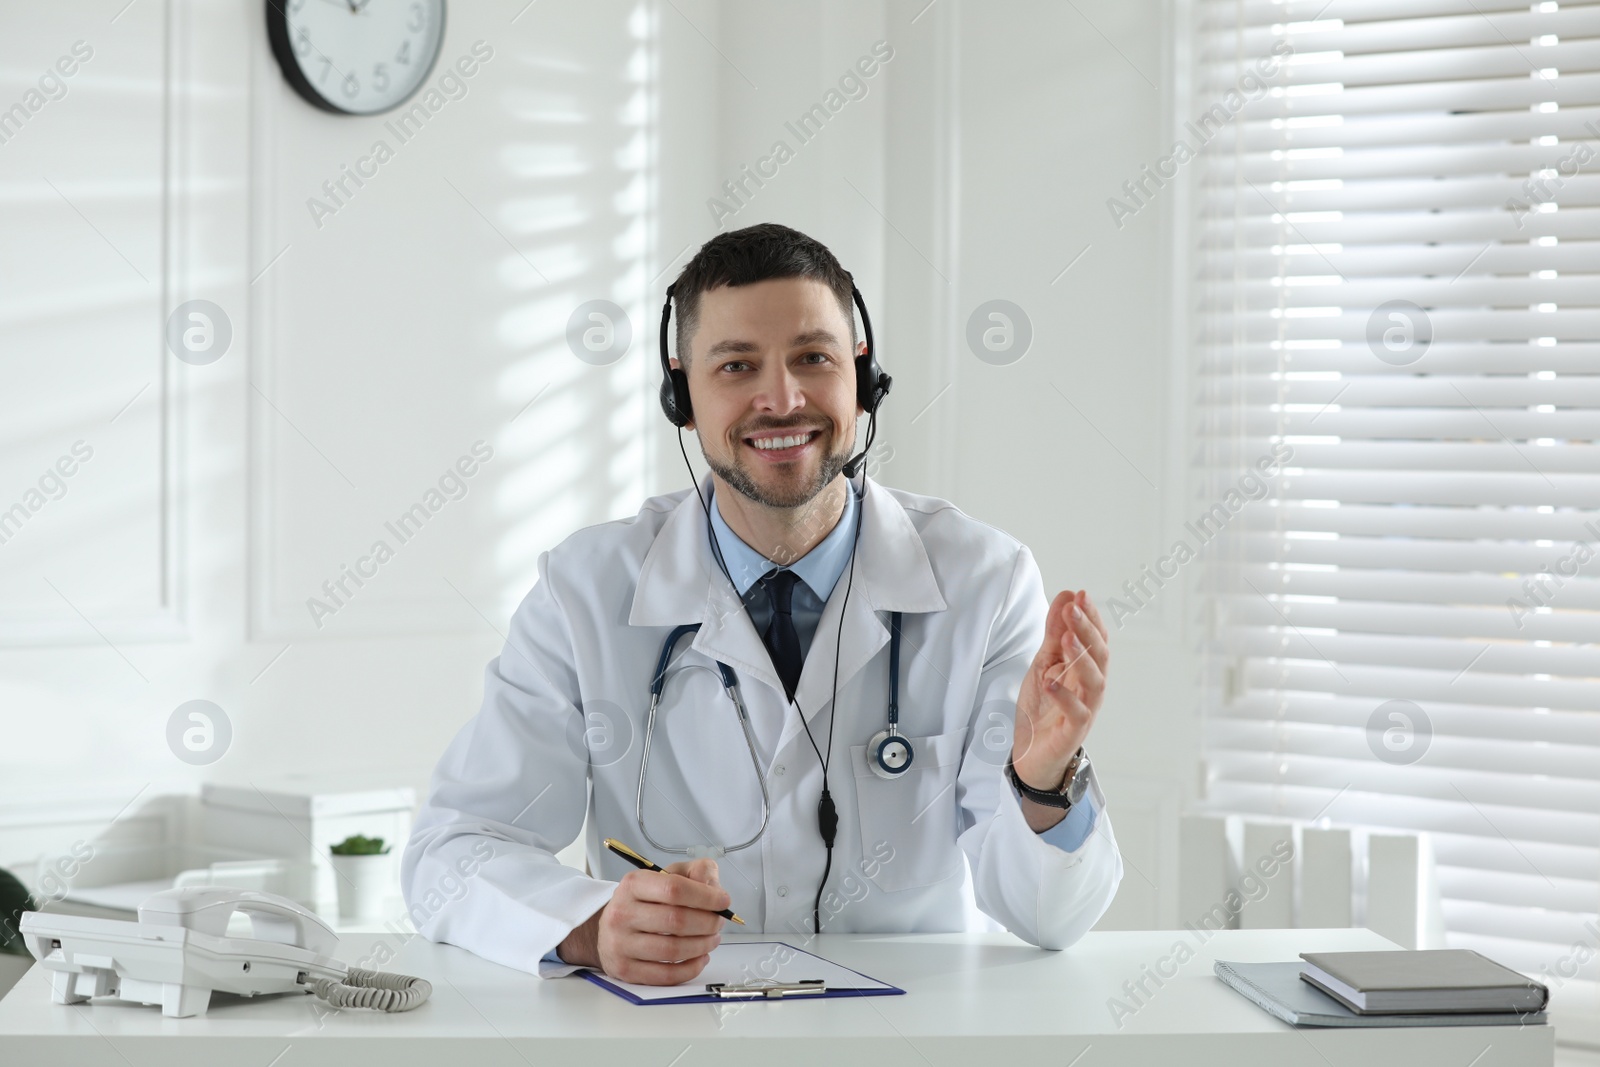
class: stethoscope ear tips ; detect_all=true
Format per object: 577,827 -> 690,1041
867,729 -> 914,780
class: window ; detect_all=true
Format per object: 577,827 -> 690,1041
1194,0 -> 1600,1021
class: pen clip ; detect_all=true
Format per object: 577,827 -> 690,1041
704,980 -> 826,999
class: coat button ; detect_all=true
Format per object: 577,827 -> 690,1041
774,764 -> 786,776
776,885 -> 788,897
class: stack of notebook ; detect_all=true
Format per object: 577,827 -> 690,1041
1215,949 -> 1549,1028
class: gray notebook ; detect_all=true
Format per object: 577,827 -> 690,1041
1215,961 -> 1549,1029
1300,950 -> 1549,1015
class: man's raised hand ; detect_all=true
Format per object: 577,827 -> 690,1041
1012,589 -> 1110,791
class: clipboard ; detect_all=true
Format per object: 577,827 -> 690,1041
575,941 -> 905,1005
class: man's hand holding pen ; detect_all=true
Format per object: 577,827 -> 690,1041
556,856 -> 730,985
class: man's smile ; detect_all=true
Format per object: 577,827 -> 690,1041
742,427 -> 823,461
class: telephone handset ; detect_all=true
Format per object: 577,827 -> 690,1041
19,886 -> 431,1018
138,886 -> 340,951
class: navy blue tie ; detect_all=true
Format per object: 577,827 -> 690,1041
758,570 -> 803,702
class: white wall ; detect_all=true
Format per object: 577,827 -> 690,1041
0,0 -> 1192,930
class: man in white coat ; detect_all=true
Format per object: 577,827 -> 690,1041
403,223 -> 1122,985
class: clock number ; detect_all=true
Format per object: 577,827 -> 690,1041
271,1 -> 440,114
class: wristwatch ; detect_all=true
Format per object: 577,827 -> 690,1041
1006,747 -> 1091,810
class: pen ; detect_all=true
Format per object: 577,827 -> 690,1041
603,837 -> 746,925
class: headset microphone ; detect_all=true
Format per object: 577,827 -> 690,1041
840,403 -> 881,480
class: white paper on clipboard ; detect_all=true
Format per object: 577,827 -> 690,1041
586,941 -> 897,1002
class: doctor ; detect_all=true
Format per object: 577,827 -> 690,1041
403,223 -> 1122,986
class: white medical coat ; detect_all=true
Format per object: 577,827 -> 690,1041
402,475 -> 1123,976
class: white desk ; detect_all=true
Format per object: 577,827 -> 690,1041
0,927 -> 1554,1066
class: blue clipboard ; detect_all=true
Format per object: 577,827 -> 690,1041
576,941 -> 906,1005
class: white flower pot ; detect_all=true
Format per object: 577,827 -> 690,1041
329,852 -> 392,922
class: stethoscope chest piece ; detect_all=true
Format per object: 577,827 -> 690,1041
864,610 -> 913,780
866,728 -> 914,779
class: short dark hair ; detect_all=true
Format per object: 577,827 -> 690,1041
669,222 -> 855,368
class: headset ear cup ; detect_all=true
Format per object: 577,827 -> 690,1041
673,370 -> 694,426
660,370 -> 692,427
658,284 -> 693,428
856,355 -> 891,415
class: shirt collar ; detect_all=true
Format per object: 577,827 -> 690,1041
708,481 -> 860,602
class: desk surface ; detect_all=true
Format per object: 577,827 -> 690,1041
0,927 -> 1554,1067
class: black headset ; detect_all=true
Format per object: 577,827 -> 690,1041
656,277 -> 894,934
657,283 -> 892,454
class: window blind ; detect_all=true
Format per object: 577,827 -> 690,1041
1194,0 -> 1600,994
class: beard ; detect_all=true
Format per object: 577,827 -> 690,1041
702,420 -> 854,510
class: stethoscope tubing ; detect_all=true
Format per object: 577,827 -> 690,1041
633,613 -> 904,857
636,623 -> 770,856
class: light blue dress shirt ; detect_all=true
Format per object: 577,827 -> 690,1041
707,483 -> 860,660
541,483 -> 1098,964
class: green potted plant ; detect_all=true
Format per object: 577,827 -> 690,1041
0,868 -> 37,999
328,835 -> 392,922
0,867 -> 32,957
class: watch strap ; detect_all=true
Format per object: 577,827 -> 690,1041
1007,748 -> 1085,810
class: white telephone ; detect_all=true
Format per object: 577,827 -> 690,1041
18,886 -> 430,1018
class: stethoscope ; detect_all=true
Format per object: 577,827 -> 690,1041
634,609 -> 910,859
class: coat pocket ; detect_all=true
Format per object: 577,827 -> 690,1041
849,727 -> 969,893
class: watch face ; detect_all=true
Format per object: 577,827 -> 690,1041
269,0 -> 446,116
1067,756 -> 1091,805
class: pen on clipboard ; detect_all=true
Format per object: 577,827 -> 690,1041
603,838 -> 746,925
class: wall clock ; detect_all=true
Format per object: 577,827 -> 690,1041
267,0 -> 446,116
